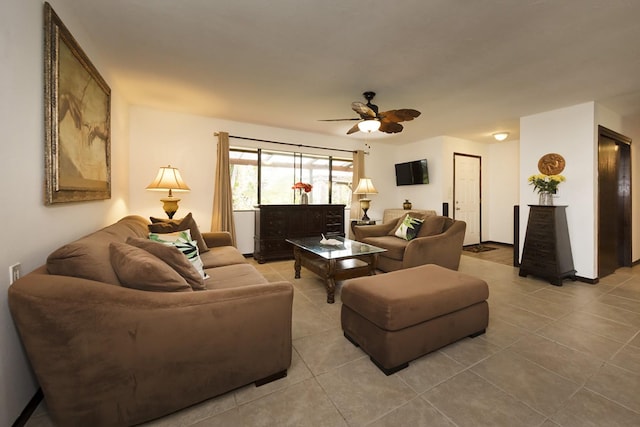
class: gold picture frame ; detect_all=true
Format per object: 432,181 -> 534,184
44,2 -> 111,204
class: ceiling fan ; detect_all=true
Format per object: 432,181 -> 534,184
320,91 -> 421,135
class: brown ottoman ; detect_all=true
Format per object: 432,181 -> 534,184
341,264 -> 489,375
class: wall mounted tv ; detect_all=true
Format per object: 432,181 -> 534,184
395,159 -> 429,186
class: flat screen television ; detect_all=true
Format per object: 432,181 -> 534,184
395,159 -> 429,186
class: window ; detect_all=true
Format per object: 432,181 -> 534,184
229,149 -> 258,210
229,147 -> 353,210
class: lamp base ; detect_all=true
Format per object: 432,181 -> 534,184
359,198 -> 372,221
161,197 -> 181,219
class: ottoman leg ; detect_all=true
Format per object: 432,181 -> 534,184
344,332 -> 408,375
469,328 -> 486,338
370,357 -> 409,376
343,332 -> 359,347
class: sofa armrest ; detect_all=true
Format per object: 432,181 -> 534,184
202,231 -> 233,247
403,221 -> 466,270
8,272 -> 293,426
353,221 -> 397,240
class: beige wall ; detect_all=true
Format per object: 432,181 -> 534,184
520,102 -> 640,280
3,2 -> 639,425
0,1 -> 130,424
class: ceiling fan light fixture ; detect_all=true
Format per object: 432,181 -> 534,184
358,119 -> 381,133
493,132 -> 509,141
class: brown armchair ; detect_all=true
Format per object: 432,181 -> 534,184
353,214 -> 466,272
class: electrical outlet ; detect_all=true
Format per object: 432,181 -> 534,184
9,263 -> 21,284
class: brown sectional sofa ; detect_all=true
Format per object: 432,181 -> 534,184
353,211 -> 466,272
8,215 -> 293,427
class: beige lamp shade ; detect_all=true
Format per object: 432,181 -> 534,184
353,178 -> 377,221
146,165 -> 190,218
353,178 -> 378,195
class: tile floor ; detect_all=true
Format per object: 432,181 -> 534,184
26,256 -> 640,426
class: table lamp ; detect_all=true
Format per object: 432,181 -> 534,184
146,165 -> 190,218
353,178 -> 378,221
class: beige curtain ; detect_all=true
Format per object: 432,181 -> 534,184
211,132 -> 237,246
349,150 -> 365,229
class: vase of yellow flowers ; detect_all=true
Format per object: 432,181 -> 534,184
528,174 -> 565,205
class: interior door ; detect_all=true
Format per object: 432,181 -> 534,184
598,126 -> 632,277
454,153 -> 481,246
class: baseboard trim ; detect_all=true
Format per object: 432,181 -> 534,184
12,388 -> 43,427
481,241 -> 514,247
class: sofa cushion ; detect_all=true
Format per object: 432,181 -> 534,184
109,242 -> 192,292
149,212 -> 209,253
362,236 -> 408,261
394,215 -> 424,241
204,264 -> 269,289
416,215 -> 447,238
126,237 -> 206,290
200,246 -> 248,269
46,216 -> 150,285
149,230 -> 207,279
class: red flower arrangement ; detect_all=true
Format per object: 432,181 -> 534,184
292,182 -> 313,193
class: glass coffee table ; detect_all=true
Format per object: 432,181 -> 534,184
285,236 -> 386,303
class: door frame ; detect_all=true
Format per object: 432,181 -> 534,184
453,153 -> 482,244
597,125 -> 632,276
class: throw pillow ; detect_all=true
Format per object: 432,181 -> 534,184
394,215 -> 424,241
148,230 -> 208,279
387,211 -> 426,236
126,237 -> 206,291
109,242 -> 192,292
417,215 -> 447,238
148,212 -> 209,253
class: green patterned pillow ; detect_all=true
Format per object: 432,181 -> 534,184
149,230 -> 207,279
394,215 -> 424,241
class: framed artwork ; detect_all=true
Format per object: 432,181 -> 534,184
44,2 -> 111,204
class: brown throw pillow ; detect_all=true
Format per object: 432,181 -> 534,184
109,242 -> 192,292
148,212 -> 209,253
126,237 -> 206,290
417,215 -> 447,238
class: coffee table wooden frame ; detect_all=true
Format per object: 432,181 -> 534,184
287,238 -> 385,304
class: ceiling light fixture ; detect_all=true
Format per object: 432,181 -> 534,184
492,132 -> 509,141
358,119 -> 381,133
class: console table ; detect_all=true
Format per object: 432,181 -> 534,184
519,205 -> 576,286
254,204 -> 345,263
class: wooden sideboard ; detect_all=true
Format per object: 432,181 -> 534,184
254,204 -> 345,263
519,205 -> 576,286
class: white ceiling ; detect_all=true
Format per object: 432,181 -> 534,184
60,0 -> 640,144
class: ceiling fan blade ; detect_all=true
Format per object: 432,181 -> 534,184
379,109 -> 421,123
346,123 -> 361,135
351,102 -> 376,119
318,118 -> 360,122
379,121 -> 404,134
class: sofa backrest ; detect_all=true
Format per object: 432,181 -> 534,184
383,209 -> 436,224
46,215 -> 150,285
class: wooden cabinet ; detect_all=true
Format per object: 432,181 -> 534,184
254,204 -> 345,263
519,205 -> 576,286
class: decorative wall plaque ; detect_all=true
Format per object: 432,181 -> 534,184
537,153 -> 565,175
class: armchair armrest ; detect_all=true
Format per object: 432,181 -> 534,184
8,272 -> 293,426
403,221 -> 466,270
202,231 -> 233,247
